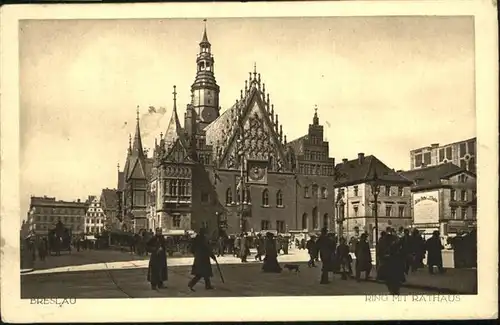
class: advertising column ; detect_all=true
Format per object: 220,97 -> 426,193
413,190 -> 440,238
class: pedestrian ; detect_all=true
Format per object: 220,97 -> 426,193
317,227 -> 335,284
254,233 -> 265,261
379,229 -> 406,295
146,228 -> 168,290
239,233 -> 248,262
355,233 -> 372,281
336,237 -> 350,280
38,238 -> 48,261
188,227 -> 216,291
425,230 -> 445,274
262,232 -> 282,273
400,228 -> 412,275
306,235 -> 318,267
217,235 -> 225,257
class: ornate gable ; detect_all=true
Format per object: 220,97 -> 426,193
206,68 -> 289,172
164,139 -> 192,164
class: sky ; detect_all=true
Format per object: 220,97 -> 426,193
19,16 -> 475,220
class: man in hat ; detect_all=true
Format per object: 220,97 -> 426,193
317,227 -> 335,284
146,227 -> 168,290
425,230 -> 445,274
306,235 -> 318,267
254,233 -> 265,261
188,227 -> 217,291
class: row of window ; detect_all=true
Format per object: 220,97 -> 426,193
301,212 -> 330,230
304,150 -> 328,161
298,164 -> 334,176
347,185 -> 405,197
86,212 -> 104,217
85,218 -> 103,224
450,206 -> 476,220
365,205 -> 406,218
33,224 -> 82,231
304,185 -> 328,199
31,207 -> 86,215
450,189 -> 475,201
33,215 -> 83,223
86,226 -> 103,233
225,188 -> 284,207
166,180 -> 191,197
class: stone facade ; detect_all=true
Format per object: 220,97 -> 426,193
117,26 -> 336,236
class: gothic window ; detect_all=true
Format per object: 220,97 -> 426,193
276,190 -> 283,207
312,207 -> 319,229
304,186 -> 310,198
262,189 -> 269,206
321,187 -> 327,199
169,180 -> 177,196
301,213 -> 308,230
173,215 -> 181,228
312,185 -> 318,198
323,213 -> 329,228
226,188 -> 232,205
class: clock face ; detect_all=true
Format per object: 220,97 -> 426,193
201,108 -> 215,121
248,165 -> 266,181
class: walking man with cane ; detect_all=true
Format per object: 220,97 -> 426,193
188,227 -> 219,291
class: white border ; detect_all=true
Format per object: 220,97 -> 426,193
1,1 -> 498,322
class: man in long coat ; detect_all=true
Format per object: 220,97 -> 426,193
317,227 -> 335,284
188,227 -> 217,291
146,228 -> 168,290
254,233 -> 265,261
426,230 -> 445,274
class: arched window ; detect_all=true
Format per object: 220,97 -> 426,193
276,190 -> 283,207
321,187 -> 327,199
312,207 -> 319,229
323,213 -> 329,228
262,189 -> 269,206
302,213 -> 308,230
225,188 -> 232,205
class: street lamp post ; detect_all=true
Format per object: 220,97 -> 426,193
369,170 -> 380,269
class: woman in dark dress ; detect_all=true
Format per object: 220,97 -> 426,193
146,228 -> 168,290
262,232 -> 282,273
355,233 -> 372,281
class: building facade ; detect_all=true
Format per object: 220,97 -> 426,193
84,195 -> 106,234
409,137 -> 476,173
400,163 -> 477,238
117,26 -> 336,236
27,196 -> 88,236
100,188 -> 120,231
333,154 -> 413,244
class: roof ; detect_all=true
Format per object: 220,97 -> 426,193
334,155 -> 412,187
287,135 -> 307,156
101,188 -> 118,210
399,163 -> 472,190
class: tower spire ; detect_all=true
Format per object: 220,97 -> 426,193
200,19 -> 209,45
313,104 -> 319,125
132,105 -> 145,158
173,85 -> 177,112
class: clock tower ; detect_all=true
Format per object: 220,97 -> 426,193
190,23 -> 220,131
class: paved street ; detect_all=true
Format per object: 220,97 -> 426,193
21,249 -> 476,298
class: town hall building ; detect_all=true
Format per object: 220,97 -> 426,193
117,26 -> 336,236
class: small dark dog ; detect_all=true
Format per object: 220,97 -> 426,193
283,264 -> 300,273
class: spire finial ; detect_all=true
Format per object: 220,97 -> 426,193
313,104 -> 319,125
129,133 -> 132,148
200,19 -> 209,45
136,105 -> 140,122
253,62 -> 257,79
173,85 -> 177,108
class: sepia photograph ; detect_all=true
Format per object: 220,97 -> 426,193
1,1 -> 498,322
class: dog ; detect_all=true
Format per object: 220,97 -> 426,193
283,263 -> 300,273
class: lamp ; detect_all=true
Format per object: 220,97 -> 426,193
369,169 -> 380,270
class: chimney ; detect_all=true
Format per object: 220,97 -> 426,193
358,153 -> 365,164
342,158 -> 348,164
77,199 -> 81,203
